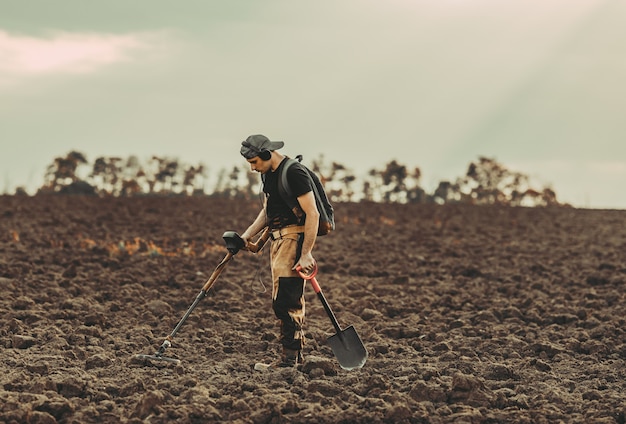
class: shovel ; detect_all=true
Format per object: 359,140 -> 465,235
136,228 -> 270,364
297,265 -> 367,370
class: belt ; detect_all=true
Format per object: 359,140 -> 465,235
270,225 -> 305,240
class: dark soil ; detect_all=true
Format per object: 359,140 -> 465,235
1,195 -> 625,423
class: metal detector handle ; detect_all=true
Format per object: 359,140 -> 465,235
247,227 -> 270,253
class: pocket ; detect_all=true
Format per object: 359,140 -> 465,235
274,277 -> 304,313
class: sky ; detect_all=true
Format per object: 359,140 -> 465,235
1,0 -> 625,209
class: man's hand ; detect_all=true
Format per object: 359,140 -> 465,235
241,227 -> 270,253
294,252 -> 316,275
240,234 -> 250,250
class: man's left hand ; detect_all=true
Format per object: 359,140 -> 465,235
294,252 -> 316,275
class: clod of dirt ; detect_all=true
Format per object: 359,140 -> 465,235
11,335 -> 37,349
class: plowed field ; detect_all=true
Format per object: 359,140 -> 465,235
1,195 -> 625,423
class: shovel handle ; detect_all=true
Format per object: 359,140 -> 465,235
296,264 -> 321,293
297,264 -> 343,334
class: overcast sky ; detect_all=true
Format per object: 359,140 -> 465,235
1,0 -> 625,208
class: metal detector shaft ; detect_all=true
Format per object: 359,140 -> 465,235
156,290 -> 209,354
156,251 -> 234,354
154,228 -> 270,358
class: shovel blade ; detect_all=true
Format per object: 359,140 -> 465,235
327,325 -> 368,370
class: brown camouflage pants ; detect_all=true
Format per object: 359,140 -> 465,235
270,234 -> 306,351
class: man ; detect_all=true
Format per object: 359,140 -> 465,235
239,134 -> 320,369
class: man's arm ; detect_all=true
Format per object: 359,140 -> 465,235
240,204 -> 267,247
294,190 -> 319,274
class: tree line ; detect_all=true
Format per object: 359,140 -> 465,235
20,150 -> 560,207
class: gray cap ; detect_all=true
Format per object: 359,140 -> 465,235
240,134 -> 284,159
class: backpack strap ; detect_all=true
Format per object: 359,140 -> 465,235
278,157 -> 300,202
281,160 -> 320,204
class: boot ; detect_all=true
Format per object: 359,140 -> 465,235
280,348 -> 303,368
254,348 -> 303,371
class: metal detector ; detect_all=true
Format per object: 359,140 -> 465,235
135,228 -> 269,364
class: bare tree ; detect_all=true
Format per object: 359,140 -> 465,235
362,160 -> 425,203
182,164 -> 207,196
451,157 -> 559,206
152,157 -> 179,193
90,156 -> 124,195
310,155 -> 357,202
42,151 -> 89,192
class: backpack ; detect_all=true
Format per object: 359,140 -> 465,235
275,155 -> 335,236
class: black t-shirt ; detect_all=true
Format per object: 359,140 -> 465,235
264,158 -> 312,230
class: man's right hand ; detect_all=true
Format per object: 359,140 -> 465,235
242,227 -> 270,253
240,234 -> 251,251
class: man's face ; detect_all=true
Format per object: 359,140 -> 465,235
247,156 -> 271,174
